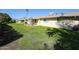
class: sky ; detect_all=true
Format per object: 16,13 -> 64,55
0,9 -> 79,19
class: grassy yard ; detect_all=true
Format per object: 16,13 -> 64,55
1,23 -> 79,50
8,23 -> 59,50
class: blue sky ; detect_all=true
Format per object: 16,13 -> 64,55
0,9 -> 79,19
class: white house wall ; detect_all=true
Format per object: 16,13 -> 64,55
16,21 -> 22,24
37,20 -> 79,29
27,20 -> 32,25
37,20 -> 61,28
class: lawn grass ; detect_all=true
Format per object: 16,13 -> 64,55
8,23 -> 79,50
9,23 -> 59,50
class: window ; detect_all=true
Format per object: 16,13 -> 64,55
44,19 -> 47,21
43,19 -> 48,23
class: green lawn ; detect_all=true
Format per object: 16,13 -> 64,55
8,23 -> 59,50
8,23 -> 79,50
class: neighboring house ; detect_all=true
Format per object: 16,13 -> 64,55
16,17 -> 33,25
16,20 -> 24,24
16,18 -> 25,24
31,12 -> 79,29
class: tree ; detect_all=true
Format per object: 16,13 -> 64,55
0,13 -> 12,36
9,19 -> 16,23
0,13 -> 12,24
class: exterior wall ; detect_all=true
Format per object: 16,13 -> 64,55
27,20 -> 32,25
37,19 -> 79,29
16,20 -> 32,25
16,20 -> 25,24
16,21 -> 23,24
37,20 -> 61,28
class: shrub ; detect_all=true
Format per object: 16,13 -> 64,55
72,25 -> 79,31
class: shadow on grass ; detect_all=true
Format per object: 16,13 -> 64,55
0,24 -> 23,47
46,28 -> 79,50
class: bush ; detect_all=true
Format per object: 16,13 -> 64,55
9,20 -> 16,23
72,25 -> 79,31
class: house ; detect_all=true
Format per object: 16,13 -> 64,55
16,12 -> 79,29
16,17 -> 33,25
16,18 -> 25,24
31,12 -> 79,29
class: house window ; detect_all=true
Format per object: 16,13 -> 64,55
44,19 -> 47,22
43,19 -> 49,23
43,19 -> 46,21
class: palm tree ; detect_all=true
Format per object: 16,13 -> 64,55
23,9 -> 29,24
25,9 -> 29,18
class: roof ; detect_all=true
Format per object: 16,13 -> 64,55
33,12 -> 79,19
62,12 -> 79,16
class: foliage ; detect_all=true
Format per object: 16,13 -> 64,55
0,24 -> 23,46
72,25 -> 79,31
0,13 -> 12,24
46,28 -> 79,50
9,20 -> 16,23
0,13 -> 12,37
